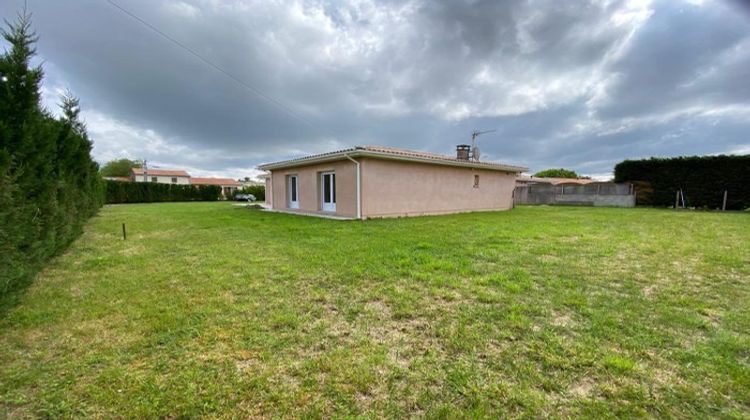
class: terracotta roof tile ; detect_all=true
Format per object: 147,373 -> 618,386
516,176 -> 595,185
258,145 -> 527,172
190,177 -> 241,187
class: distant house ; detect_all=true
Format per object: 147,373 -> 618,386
131,168 -> 191,184
258,145 -> 527,219
125,167 -> 242,197
240,178 -> 264,188
191,177 -> 242,197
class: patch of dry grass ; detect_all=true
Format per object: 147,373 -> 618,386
1,203 -> 748,417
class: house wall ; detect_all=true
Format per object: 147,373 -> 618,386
133,175 -> 190,185
359,158 -> 516,218
264,178 -> 272,204
270,160 -> 357,218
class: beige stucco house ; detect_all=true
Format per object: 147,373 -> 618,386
131,168 -> 191,184
257,145 -> 527,219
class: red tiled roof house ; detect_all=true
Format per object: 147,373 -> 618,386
131,167 -> 191,184
257,145 -> 527,219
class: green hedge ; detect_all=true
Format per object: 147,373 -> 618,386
614,155 -> 750,210
231,185 -> 265,201
105,180 -> 222,204
1,13 -> 104,296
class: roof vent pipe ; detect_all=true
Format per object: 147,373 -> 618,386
456,144 -> 471,160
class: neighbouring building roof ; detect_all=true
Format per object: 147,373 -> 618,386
516,175 -> 595,185
103,176 -> 131,182
132,167 -> 190,177
257,145 -> 528,172
191,177 -> 242,187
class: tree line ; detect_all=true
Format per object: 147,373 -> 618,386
0,10 -> 103,296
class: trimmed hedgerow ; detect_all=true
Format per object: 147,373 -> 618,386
0,11 -> 104,296
105,181 -> 222,204
614,155 -> 750,210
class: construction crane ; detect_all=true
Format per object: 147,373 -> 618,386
470,129 -> 496,161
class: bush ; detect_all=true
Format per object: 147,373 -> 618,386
614,155 -> 750,210
1,11 -> 104,296
105,181 -> 221,204
533,168 -> 580,178
100,158 -> 142,177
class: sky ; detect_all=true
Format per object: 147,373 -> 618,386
1,0 -> 749,180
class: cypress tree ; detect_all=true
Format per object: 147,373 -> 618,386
1,9 -> 104,296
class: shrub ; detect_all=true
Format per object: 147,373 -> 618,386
100,158 -> 143,177
533,168 -> 580,178
614,155 -> 750,210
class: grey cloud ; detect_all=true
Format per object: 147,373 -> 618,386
1,0 -> 748,178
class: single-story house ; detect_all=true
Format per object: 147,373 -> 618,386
190,177 -> 242,197
131,168 -> 191,184
240,178 -> 264,188
257,145 -> 527,219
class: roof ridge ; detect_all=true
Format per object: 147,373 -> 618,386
258,145 -> 528,172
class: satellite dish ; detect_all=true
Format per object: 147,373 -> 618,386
470,129 -> 495,161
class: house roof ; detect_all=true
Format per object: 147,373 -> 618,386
257,145 -> 528,172
102,176 -> 131,182
131,167 -> 190,177
516,175 -> 594,185
190,177 -> 242,187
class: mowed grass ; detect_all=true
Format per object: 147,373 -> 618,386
1,203 -> 749,418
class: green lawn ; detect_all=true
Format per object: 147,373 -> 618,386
1,203 -> 749,418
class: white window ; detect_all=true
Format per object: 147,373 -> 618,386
321,172 -> 336,212
172,177 -> 178,183
474,175 -> 480,188
151,176 -> 158,182
287,175 -> 299,209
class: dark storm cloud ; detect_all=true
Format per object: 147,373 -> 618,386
1,0 -> 749,178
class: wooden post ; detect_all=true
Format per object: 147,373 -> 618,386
722,190 -> 728,211
122,223 -> 127,240
675,190 -> 679,209
681,189 -> 686,209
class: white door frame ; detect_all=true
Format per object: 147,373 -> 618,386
288,175 -> 299,209
320,172 -> 336,212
